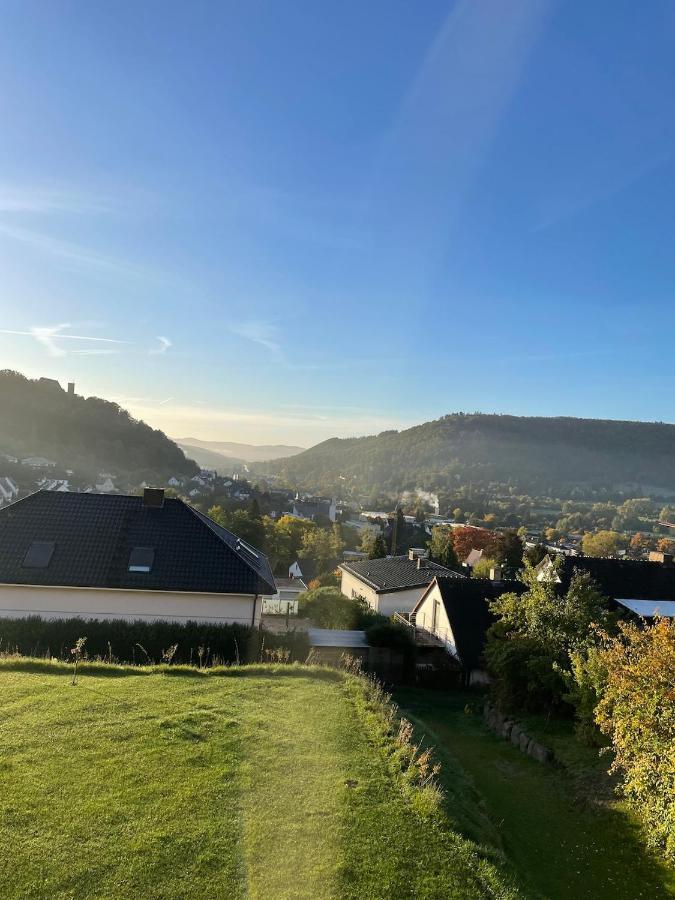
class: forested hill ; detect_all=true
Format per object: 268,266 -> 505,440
0,371 -> 198,482
260,413 -> 675,498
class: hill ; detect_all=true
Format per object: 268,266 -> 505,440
259,412 -> 675,499
175,437 -> 305,462
0,661 -> 518,899
0,370 -> 198,483
176,442 -> 247,474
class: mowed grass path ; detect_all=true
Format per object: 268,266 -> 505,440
396,690 -> 675,900
0,664 -> 516,899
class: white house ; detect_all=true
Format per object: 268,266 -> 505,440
412,575 -> 527,684
0,488 -> 276,626
0,477 -> 19,504
262,577 -> 307,615
339,550 -> 463,616
21,457 -> 56,468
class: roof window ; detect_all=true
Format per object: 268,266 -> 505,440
128,547 -> 155,573
22,541 -> 55,569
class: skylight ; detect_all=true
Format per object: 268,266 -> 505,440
22,541 -> 55,569
128,547 -> 155,573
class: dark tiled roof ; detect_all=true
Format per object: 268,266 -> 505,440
340,555 -> 464,593
556,556 -> 675,601
421,576 -> 527,670
0,491 -> 275,595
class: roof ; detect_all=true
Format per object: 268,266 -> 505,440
0,490 -> 276,595
554,556 -> 675,601
293,499 -> 332,518
339,555 -> 464,593
308,628 -> 368,648
274,577 -> 308,592
615,598 -> 675,618
415,576 -> 526,669
291,558 -> 339,581
465,548 -> 484,567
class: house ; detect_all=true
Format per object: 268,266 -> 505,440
167,476 -> 182,487
95,476 -> 116,493
536,553 -> 675,603
339,550 -> 464,616
262,577 -> 307,615
411,575 -> 527,684
464,548 -> 484,569
0,488 -> 276,625
38,479 -> 70,492
0,477 -> 19,504
21,457 -> 56,468
292,496 -> 337,523
288,558 -> 339,583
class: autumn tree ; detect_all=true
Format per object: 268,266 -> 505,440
595,618 -> 675,863
581,530 -> 629,557
449,527 -> 500,564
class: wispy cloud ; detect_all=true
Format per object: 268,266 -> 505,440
229,320 -> 281,354
0,184 -> 114,215
0,324 -> 128,358
150,336 -> 172,355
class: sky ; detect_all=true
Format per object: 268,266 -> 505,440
2,1 -> 675,447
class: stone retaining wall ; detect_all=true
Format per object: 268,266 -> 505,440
483,700 -> 554,764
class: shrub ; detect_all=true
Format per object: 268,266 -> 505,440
595,618 -> 675,863
0,616 -> 309,666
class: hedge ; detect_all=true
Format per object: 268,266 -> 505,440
0,616 -> 310,666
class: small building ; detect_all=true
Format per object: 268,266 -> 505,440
308,628 -> 369,665
262,577 -> 307,615
292,496 -> 337,523
412,575 -> 526,684
288,558 -> 339,583
339,550 -> 464,616
21,457 -> 56,468
0,488 -> 275,625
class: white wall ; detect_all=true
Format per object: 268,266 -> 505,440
414,584 -> 458,657
0,584 -> 261,626
340,570 -> 429,615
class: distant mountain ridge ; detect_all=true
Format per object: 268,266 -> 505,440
0,370 -> 198,482
175,438 -> 305,463
259,412 -> 675,498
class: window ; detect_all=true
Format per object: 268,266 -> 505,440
128,547 -> 154,573
22,541 -> 55,569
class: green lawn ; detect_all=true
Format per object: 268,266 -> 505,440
396,689 -> 675,900
0,662 -> 517,900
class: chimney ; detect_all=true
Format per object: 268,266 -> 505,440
408,549 -> 416,561
417,556 -> 426,569
490,565 -> 502,582
649,550 -> 673,565
143,487 -> 165,509
67,382 -> 75,395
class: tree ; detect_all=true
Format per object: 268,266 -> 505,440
452,508 -> 464,522
428,525 -> 458,568
581,530 -> 628,558
472,556 -> 499,578
486,567 -> 616,714
496,529 -> 524,568
656,537 -> 675,555
629,532 -> 653,556
369,534 -> 387,559
595,618 -> 675,863
450,527 -> 500,563
391,507 -> 406,555
208,506 -> 265,548
524,543 -> 549,567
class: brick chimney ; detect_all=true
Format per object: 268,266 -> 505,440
490,565 -> 502,582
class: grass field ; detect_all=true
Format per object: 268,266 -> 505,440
396,690 -> 675,900
0,661 -> 517,900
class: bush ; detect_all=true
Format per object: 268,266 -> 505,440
595,618 -> 675,863
299,587 -> 382,630
0,616 -> 309,666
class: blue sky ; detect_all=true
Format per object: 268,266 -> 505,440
2,0 -> 675,446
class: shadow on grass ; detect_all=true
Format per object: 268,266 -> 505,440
0,656 -> 345,683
